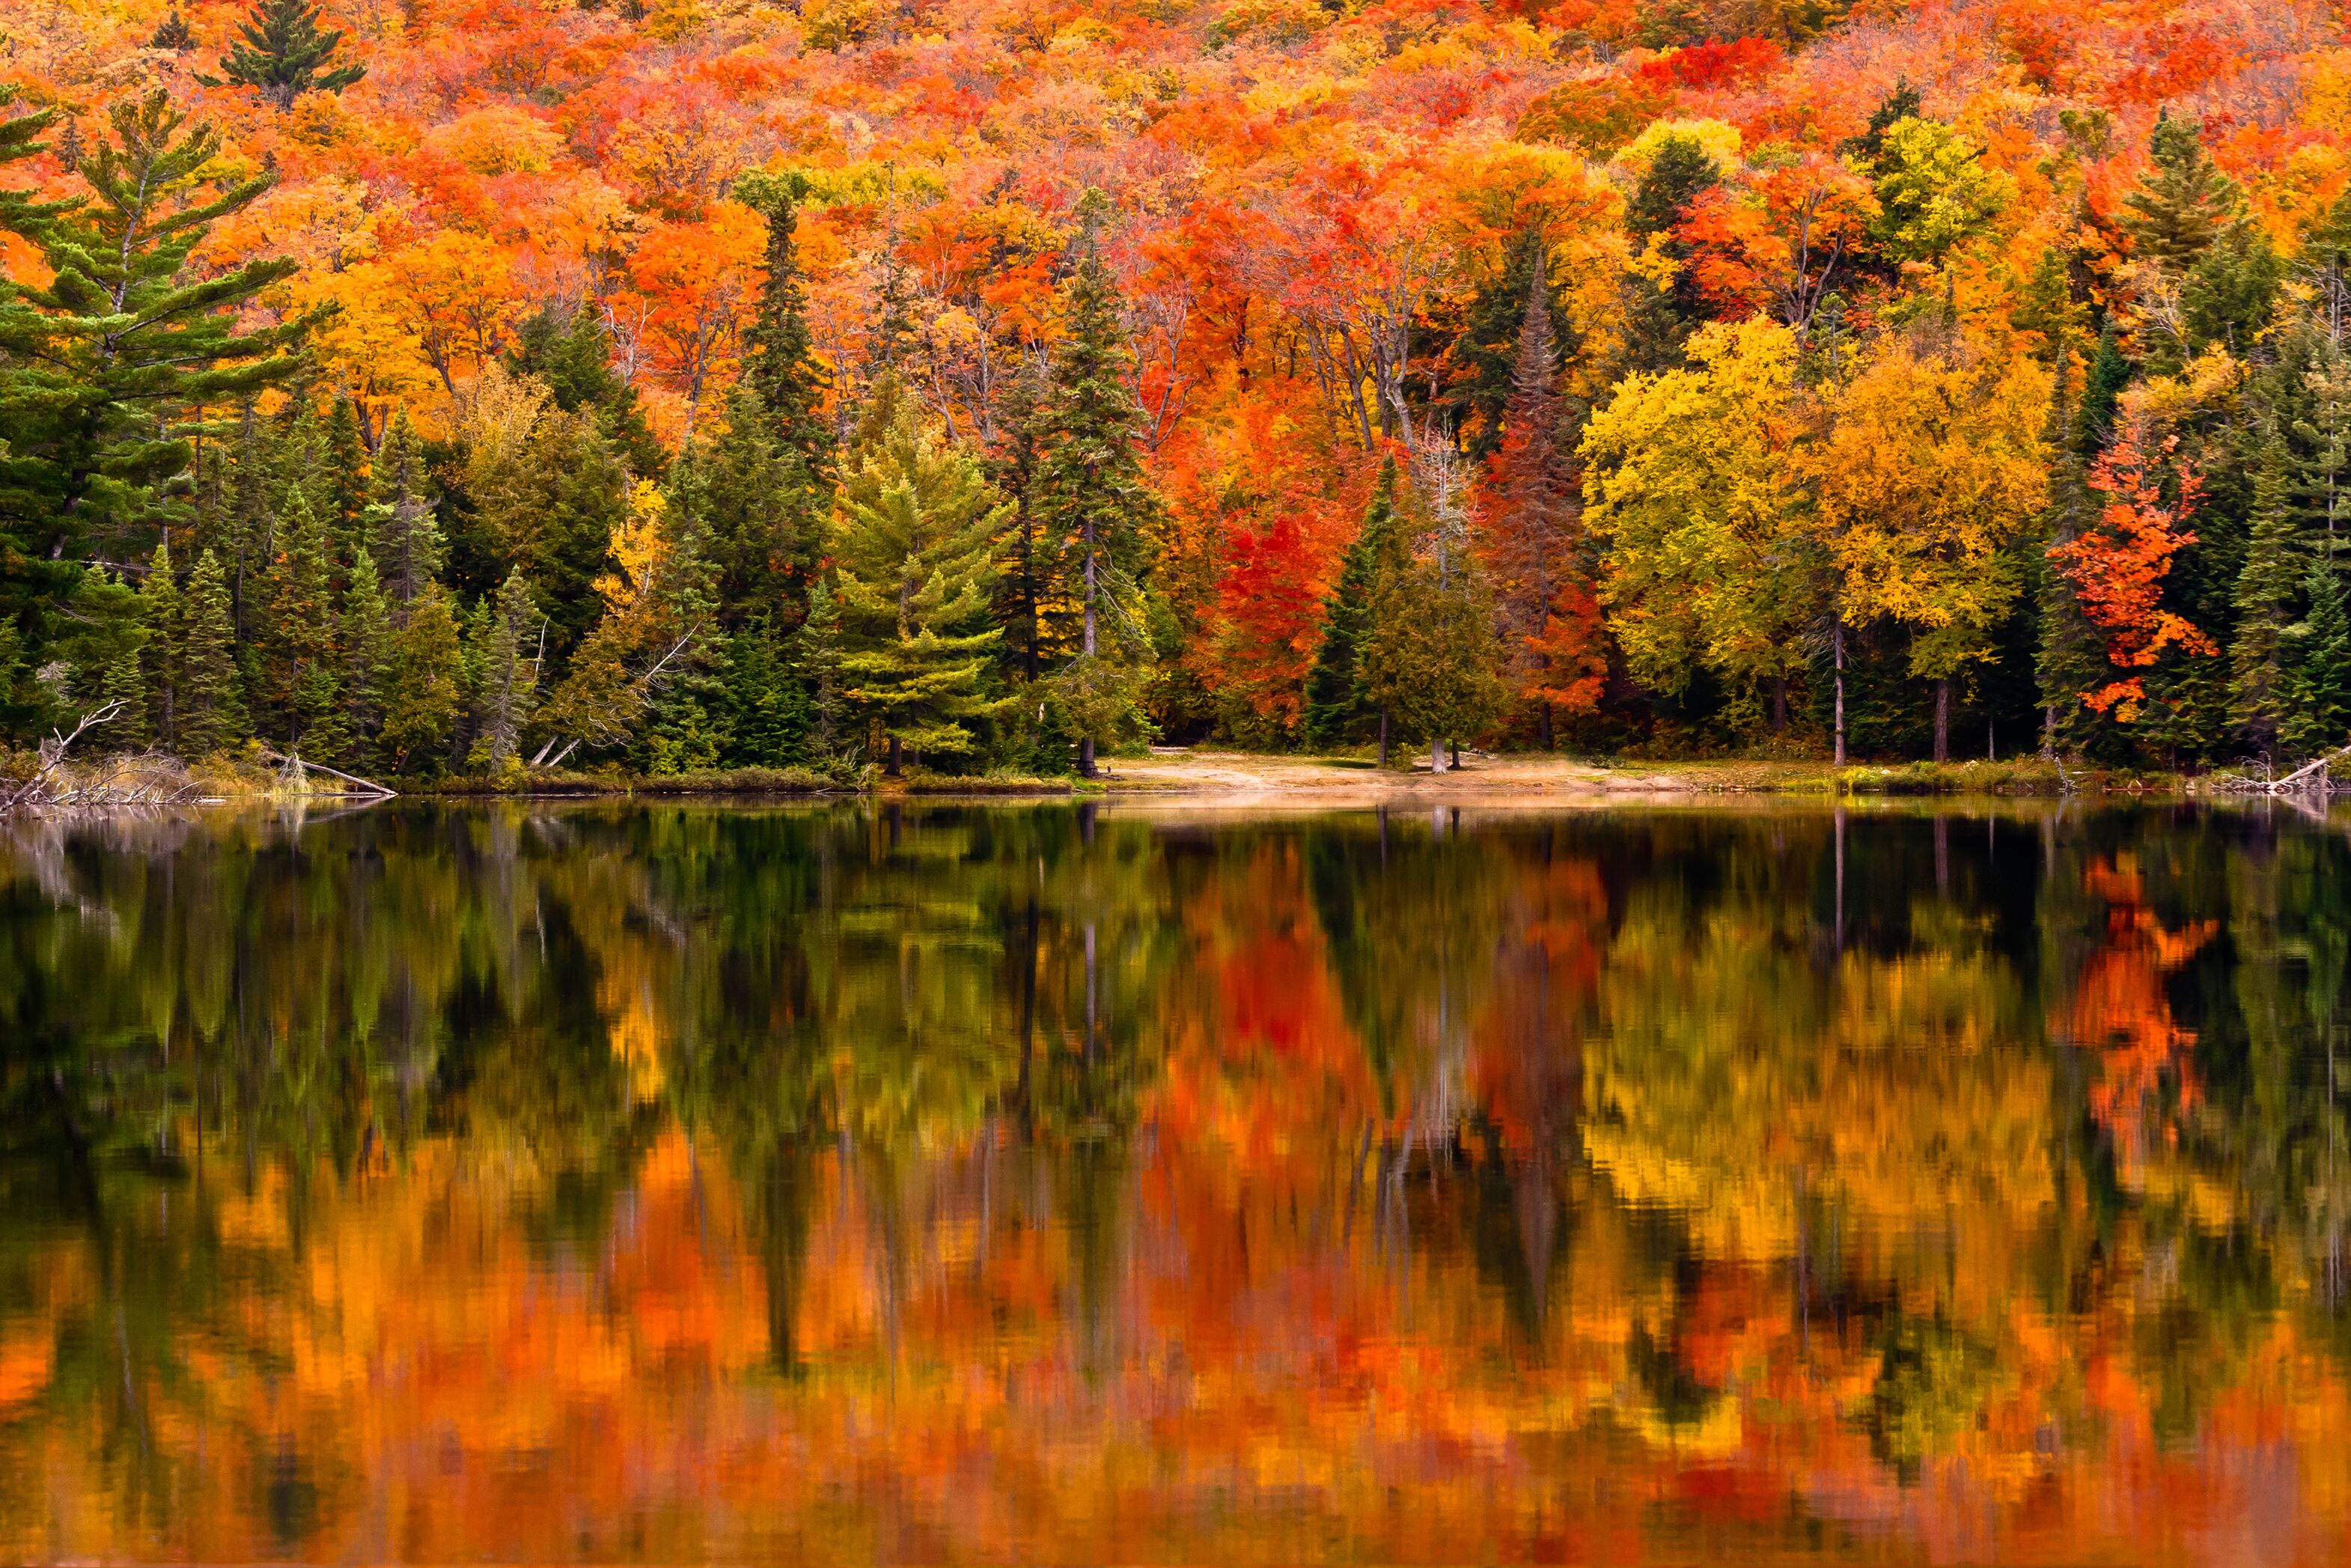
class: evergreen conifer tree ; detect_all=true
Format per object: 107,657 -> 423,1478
1025,216 -> 1162,776
61,567 -> 151,742
1621,134 -> 1719,373
507,306 -> 666,478
323,395 -> 370,555
799,578 -> 844,765
1361,477 -> 1507,774
204,0 -> 365,109
832,385 -> 1013,775
735,170 -> 834,475
340,547 -> 391,767
470,570 -> 537,774
2230,434 -> 2300,751
2036,344 -> 2109,757
258,493 -> 341,754
686,385 -> 824,629
2287,554 -> 2351,759
178,547 -> 243,754
379,586 -> 463,772
0,92 -> 302,637
365,411 -> 444,608
1303,460 -> 1397,751
140,537 -> 180,750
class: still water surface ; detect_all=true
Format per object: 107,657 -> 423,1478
2,799 -> 2349,1564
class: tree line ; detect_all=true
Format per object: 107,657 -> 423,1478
2,39 -> 2349,775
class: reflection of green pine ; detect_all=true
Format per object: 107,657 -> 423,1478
1304,459 -> 1397,748
204,0 -> 365,110
2287,553 -> 2351,760
179,548 -> 245,754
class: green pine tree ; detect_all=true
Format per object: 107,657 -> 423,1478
2287,553 -> 2351,760
681,385 -> 825,629
722,611 -> 808,767
61,566 -> 151,745
257,492 -> 340,754
0,92 -> 302,652
2036,350 -> 2108,757
832,384 -> 1013,775
365,411 -> 445,608
203,0 -> 365,109
340,547 -> 391,769
2120,112 -> 2279,369
178,546 -> 244,755
507,305 -> 665,479
1026,213 -> 1163,776
469,570 -> 538,775
1360,467 -> 1507,772
799,577 -> 844,766
1303,459 -> 1399,751
379,585 -> 464,773
139,537 -> 181,750
734,169 -> 834,475
323,394 -> 370,555
2230,434 -> 2300,752
1621,134 -> 1720,373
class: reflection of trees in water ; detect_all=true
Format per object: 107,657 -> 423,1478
13,803 -> 2351,1554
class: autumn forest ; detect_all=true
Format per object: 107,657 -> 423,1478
0,0 -> 2346,776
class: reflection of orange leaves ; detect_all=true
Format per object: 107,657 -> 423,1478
2069,853 -> 2214,1185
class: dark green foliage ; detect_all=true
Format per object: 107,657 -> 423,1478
1304,460 -> 1398,748
177,547 -> 244,754
367,412 -> 445,606
340,548 -> 391,769
1621,134 -> 1719,373
2286,552 -> 2351,760
734,169 -> 834,477
682,385 -> 824,631
2230,436 -> 2299,752
1427,230 -> 1570,460
257,493 -> 340,753
149,10 -> 195,49
204,0 -> 365,109
507,305 -> 666,479
0,92 -> 301,650
59,567 -> 151,742
722,613 -> 809,767
140,538 -> 181,750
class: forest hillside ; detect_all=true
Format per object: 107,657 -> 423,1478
0,0 -> 2341,775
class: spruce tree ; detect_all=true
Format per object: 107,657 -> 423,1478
0,93 -> 301,638
686,385 -> 823,629
323,395 -> 370,555
61,567 -> 151,743
723,612 -> 808,766
2287,553 -> 2351,760
1303,460 -> 1397,751
832,384 -> 1013,774
204,0 -> 365,110
470,570 -> 538,774
799,578 -> 844,765
2230,435 -> 2300,752
2036,348 -> 2108,757
140,537 -> 181,750
507,305 -> 665,479
366,411 -> 445,608
2120,112 -> 2280,367
1621,134 -> 1719,373
735,170 -> 834,475
1360,477 -> 1507,774
257,493 -> 341,754
1026,216 -> 1162,776
340,548 -> 391,768
2295,343 -> 2350,549
379,586 -> 464,773
178,547 -> 244,754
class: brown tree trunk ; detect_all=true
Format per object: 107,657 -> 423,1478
886,734 -> 903,778
1377,710 -> 1390,768
1448,737 -> 1460,769
1832,623 -> 1847,767
1538,702 -> 1553,751
1079,735 -> 1097,779
1933,677 -> 1951,763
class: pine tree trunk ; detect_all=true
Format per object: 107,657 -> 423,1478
1449,737 -> 1460,769
1933,677 -> 1951,763
1833,623 -> 1847,767
1082,516 -> 1097,658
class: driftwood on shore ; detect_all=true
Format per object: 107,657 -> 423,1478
257,746 -> 398,799
2210,740 -> 2351,797
0,704 -> 210,814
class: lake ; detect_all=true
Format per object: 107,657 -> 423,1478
1,798 -> 2347,1564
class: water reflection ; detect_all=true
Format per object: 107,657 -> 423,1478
2,800 -> 2350,1562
